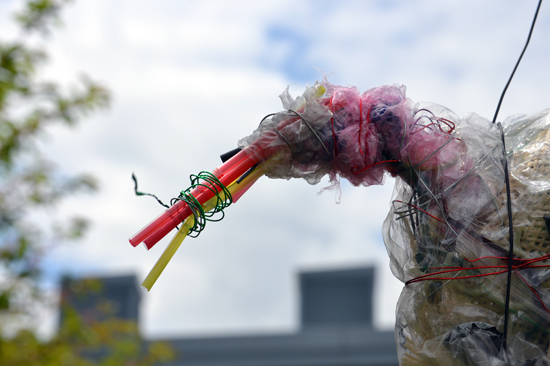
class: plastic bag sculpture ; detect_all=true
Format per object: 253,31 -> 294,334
130,80 -> 550,365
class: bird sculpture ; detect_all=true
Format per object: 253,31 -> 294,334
130,80 -> 550,365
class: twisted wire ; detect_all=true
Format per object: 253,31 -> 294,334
171,171 -> 233,238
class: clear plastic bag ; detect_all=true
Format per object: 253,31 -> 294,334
240,81 -> 550,365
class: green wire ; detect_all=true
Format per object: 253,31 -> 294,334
174,171 -> 233,238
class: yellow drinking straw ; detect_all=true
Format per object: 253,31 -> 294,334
141,164 -> 265,291
141,215 -> 194,291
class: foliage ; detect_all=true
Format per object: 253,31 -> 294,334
0,1 -> 174,364
0,312 -> 174,366
0,278 -> 174,366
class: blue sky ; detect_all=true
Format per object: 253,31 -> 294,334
1,0 -> 549,338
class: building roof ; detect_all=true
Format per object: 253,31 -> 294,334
60,267 -> 398,366
161,325 -> 396,366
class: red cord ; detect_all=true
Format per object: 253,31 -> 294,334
358,99 -> 364,156
406,259 -> 550,314
392,200 -> 448,226
411,116 -> 456,135
352,159 -> 399,174
329,96 -> 338,157
399,204 -> 550,314
395,200 -> 550,313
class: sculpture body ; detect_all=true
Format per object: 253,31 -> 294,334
131,81 -> 550,365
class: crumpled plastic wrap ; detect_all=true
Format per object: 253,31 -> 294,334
239,81 -> 411,187
388,107 -> 550,366
239,81 -> 550,365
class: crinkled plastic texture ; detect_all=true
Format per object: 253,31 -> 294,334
386,107 -> 550,365
238,80 -> 412,188
239,81 -> 550,365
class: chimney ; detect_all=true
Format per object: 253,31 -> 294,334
299,267 -> 375,328
59,274 -> 141,329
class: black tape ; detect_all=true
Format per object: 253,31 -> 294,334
220,147 -> 242,163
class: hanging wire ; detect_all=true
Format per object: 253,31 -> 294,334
490,0 -> 543,351
132,173 -> 170,209
133,171 -> 233,238
492,0 -> 543,124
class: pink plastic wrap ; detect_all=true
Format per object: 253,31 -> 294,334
238,81 -> 411,188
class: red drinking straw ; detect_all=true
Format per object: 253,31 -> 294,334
142,152 -> 261,248
129,149 -> 260,248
